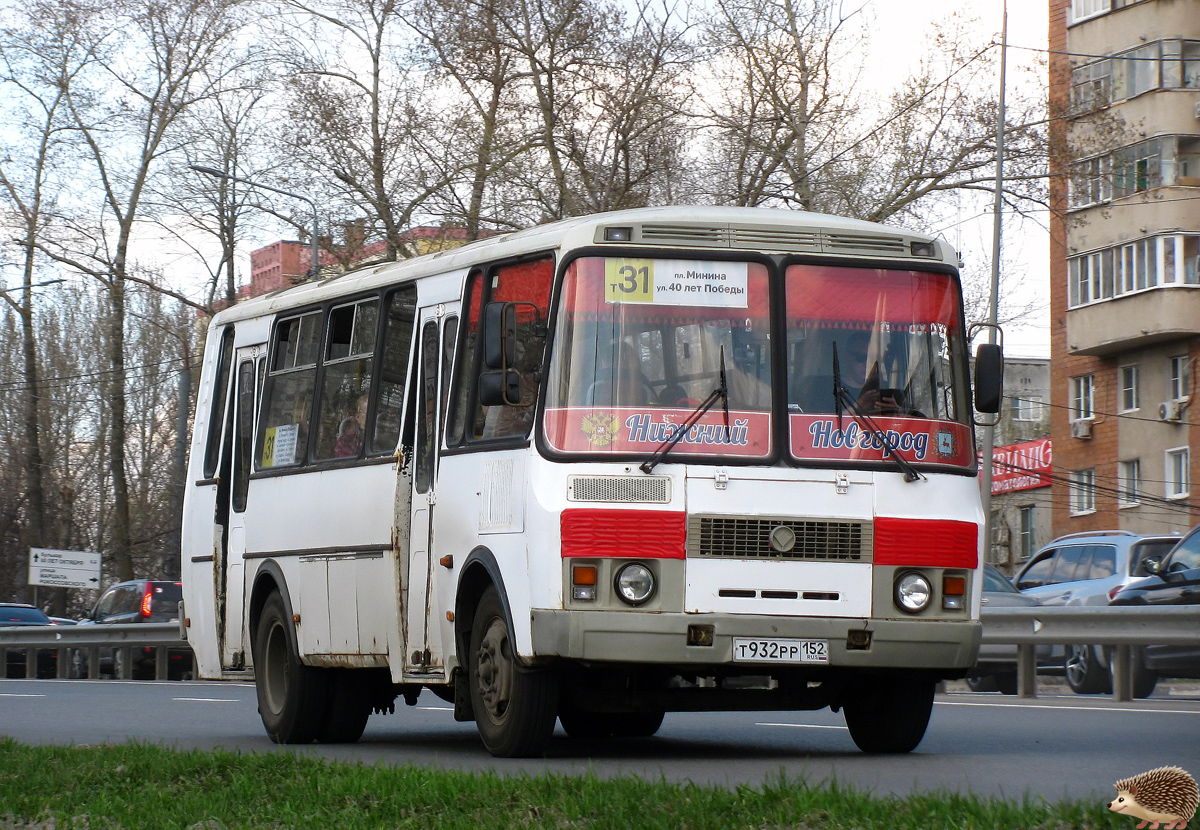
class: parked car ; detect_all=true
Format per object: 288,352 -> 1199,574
1013,530 -> 1180,694
1109,524 -> 1200,698
966,565 -> 1042,694
73,580 -> 189,679
0,603 -> 56,678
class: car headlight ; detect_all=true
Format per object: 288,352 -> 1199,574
894,571 -> 932,614
614,562 -> 655,605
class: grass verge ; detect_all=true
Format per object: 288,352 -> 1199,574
0,738 -> 1120,830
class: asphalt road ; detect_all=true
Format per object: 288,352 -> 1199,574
2,679 -> 1199,803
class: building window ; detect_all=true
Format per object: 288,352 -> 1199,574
1166,447 -> 1190,499
1070,375 -> 1095,420
1010,395 -> 1043,421
1070,0 -> 1110,23
1018,506 -> 1037,560
1119,365 -> 1139,412
1074,41 -> 1200,108
1118,459 -> 1140,507
1169,356 -> 1191,401
1070,156 -> 1112,207
1070,468 -> 1097,515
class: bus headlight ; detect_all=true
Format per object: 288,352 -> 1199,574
893,571 -> 932,614
614,563 -> 655,605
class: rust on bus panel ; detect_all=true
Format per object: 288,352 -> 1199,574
308,654 -> 389,669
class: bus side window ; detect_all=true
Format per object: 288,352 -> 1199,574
369,285 -> 417,455
232,360 -> 257,513
450,257 -> 554,443
258,311 -> 322,469
314,298 -> 379,460
202,327 -> 235,480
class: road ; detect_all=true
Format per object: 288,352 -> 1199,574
2,679 -> 1199,802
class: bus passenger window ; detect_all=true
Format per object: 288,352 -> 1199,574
369,286 -> 417,455
258,311 -> 321,468
315,299 -> 379,460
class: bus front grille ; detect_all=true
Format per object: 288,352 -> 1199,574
687,516 -> 872,562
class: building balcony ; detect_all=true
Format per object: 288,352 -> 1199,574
1067,287 -> 1200,356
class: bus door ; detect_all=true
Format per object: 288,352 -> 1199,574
220,348 -> 262,669
405,304 -> 457,676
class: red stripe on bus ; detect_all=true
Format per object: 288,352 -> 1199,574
560,509 -> 687,559
873,517 -> 979,569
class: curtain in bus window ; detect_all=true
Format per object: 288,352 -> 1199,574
315,298 -> 379,461
369,285 -> 417,455
543,256 -> 772,458
258,311 -> 321,468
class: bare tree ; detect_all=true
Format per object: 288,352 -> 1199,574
32,0 -> 252,581
0,0 -> 100,607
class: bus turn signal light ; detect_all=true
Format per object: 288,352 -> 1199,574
572,565 -> 597,601
942,575 -> 966,610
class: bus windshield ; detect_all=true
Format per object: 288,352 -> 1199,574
543,256 -> 973,470
544,256 -> 773,460
784,264 -> 973,469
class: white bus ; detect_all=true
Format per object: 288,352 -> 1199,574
181,206 -> 1002,757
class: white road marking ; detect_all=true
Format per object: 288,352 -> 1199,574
0,693 -> 46,698
418,706 -> 453,711
757,722 -> 847,730
172,697 -> 240,702
938,700 -> 1200,715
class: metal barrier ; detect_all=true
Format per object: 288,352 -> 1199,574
0,623 -> 191,681
980,605 -> 1200,702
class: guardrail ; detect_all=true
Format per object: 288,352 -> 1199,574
980,605 -> 1200,702
3,608 -> 1197,698
0,623 -> 191,681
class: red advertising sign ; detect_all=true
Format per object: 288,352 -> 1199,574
788,415 -> 975,467
543,407 -> 773,457
990,437 -> 1052,494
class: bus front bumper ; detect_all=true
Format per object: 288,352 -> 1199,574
529,609 -> 981,671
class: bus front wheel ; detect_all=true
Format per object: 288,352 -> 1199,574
842,676 -> 935,754
468,586 -> 558,757
254,591 -> 329,744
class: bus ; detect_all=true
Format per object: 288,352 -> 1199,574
180,206 -> 1002,757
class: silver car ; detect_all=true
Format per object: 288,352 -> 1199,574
1013,531 -> 1179,694
965,565 -> 1041,694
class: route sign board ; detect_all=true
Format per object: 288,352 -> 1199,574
28,548 -> 102,589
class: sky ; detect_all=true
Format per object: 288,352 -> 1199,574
867,0 -> 1051,359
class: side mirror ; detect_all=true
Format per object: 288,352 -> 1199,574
483,302 -> 516,371
479,369 -> 521,406
1142,556 -> 1163,575
974,342 -> 1003,414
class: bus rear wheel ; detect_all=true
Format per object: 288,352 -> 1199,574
254,591 -> 329,744
842,677 -> 935,754
468,586 -> 558,757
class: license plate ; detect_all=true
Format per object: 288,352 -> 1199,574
732,637 -> 828,663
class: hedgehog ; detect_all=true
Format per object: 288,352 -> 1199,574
1109,766 -> 1199,829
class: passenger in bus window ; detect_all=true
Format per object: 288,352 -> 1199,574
791,331 -> 905,416
586,341 -> 654,407
333,392 -> 367,457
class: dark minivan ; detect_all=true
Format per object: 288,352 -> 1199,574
74,580 -> 189,679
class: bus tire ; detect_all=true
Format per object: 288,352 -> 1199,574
254,591 -> 329,744
607,709 -> 665,737
843,677 -> 935,754
468,586 -> 558,757
317,669 -> 372,743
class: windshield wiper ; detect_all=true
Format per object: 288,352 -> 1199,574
831,344 -> 924,484
641,346 -> 731,474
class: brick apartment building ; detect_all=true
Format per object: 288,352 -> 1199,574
1049,0 -> 1200,536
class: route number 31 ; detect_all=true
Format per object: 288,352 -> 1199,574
604,258 -> 654,303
